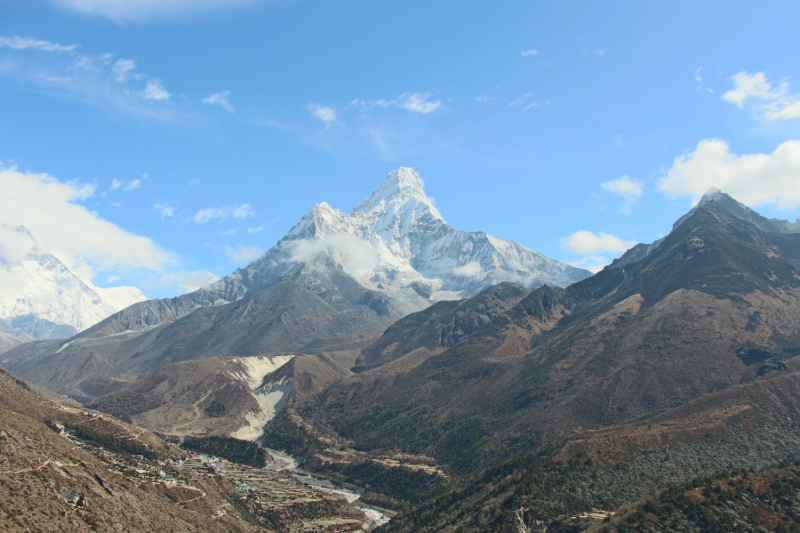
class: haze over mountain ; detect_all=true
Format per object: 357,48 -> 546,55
0,225 -> 146,348
2,168 -> 588,411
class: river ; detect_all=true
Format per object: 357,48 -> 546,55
265,447 -> 393,531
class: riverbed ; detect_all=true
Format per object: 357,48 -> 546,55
265,447 -> 393,531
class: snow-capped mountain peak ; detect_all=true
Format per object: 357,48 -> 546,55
353,167 -> 444,222
85,167 -> 592,335
0,224 -> 147,338
237,167 -> 591,315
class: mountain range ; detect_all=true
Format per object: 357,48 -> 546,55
4,169 -> 800,532
300,188 -> 800,470
2,168 -> 588,409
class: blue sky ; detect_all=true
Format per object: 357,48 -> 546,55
2,0 -> 800,298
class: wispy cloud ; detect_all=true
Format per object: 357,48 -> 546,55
0,36 -> 76,53
153,201 -> 176,219
306,103 -> 337,125
52,0 -> 260,23
695,67 -> 715,94
509,93 -> 532,106
475,95 -> 492,103
148,270 -> 220,294
202,90 -> 234,113
110,176 -> 144,192
247,224 -> 265,234
112,58 -> 137,82
192,204 -> 255,223
593,49 -> 607,56
224,244 -> 261,262
0,35 -> 191,122
521,49 -> 539,57
352,92 -> 443,115
602,175 -> 643,214
510,93 -> 539,110
142,79 -> 170,101
722,71 -> 800,120
376,92 -> 442,114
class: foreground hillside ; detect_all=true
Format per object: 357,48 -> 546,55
0,365 -> 370,532
0,366 -> 260,532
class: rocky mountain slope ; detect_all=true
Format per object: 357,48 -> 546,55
0,317 -> 33,355
0,365 -> 263,533
6,257 -> 397,402
0,225 -> 146,341
300,189 -> 800,472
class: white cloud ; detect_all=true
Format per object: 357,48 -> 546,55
602,175 -> 644,214
522,101 -> 539,112
695,67 -> 715,94
153,201 -> 176,219
192,204 -> 255,223
521,49 -> 539,56
52,0 -> 259,22
0,36 -> 76,53
188,178 -> 201,187
150,270 -> 220,294
202,90 -> 234,113
124,178 -> 141,191
370,92 -> 443,114
569,255 -> 609,274
659,139 -> 800,208
247,224 -> 265,235
395,92 -> 442,114
142,79 -> 170,101
283,234 -> 379,273
593,49 -> 606,56
110,177 -> 142,192
223,244 -> 260,262
722,72 -> 800,120
475,95 -> 492,103
306,103 -> 337,125
561,230 -> 637,255
0,168 -> 174,280
453,261 -> 483,277
112,58 -> 136,82
509,93 -> 532,106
